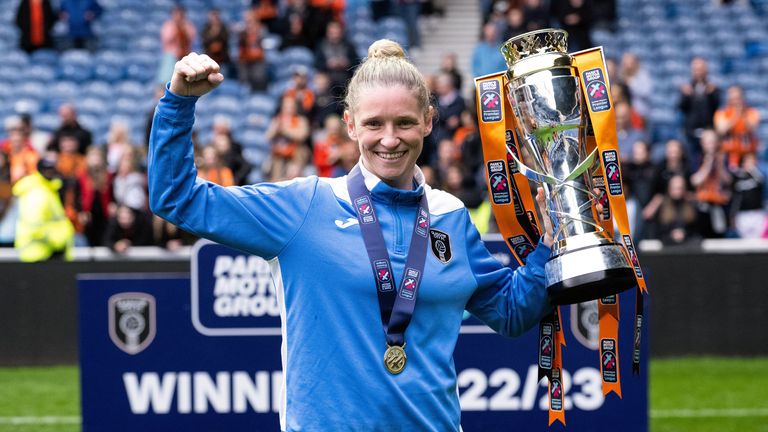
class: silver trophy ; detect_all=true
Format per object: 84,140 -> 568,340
501,29 -> 635,304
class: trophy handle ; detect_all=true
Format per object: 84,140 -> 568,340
507,147 -> 598,184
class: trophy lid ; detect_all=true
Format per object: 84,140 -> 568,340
501,29 -> 569,69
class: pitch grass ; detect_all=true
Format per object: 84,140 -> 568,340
0,358 -> 767,432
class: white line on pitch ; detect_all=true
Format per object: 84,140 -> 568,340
651,408 -> 768,418
0,416 -> 81,425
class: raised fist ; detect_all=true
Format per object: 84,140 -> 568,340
169,52 -> 224,97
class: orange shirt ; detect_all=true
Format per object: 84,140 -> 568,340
283,88 -> 316,114
201,167 -> 235,187
715,106 -> 760,167
57,153 -> 86,179
1,140 -> 38,184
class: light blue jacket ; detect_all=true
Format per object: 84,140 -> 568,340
148,88 -> 552,431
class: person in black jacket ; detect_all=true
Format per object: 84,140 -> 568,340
679,57 -> 720,164
15,0 -> 57,53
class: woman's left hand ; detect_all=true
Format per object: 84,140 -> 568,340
535,187 -> 554,247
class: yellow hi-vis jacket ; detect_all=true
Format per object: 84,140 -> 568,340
12,172 -> 74,262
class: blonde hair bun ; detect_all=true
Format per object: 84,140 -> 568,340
367,39 -> 406,60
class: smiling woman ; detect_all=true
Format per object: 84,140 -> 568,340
148,39 -> 555,432
343,40 -> 433,190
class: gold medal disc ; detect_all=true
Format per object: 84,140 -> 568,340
384,344 -> 407,374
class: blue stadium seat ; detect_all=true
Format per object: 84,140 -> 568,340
34,112 -> 60,133
115,81 -> 150,99
27,64 -> 57,82
82,81 -> 113,100
246,93 -> 277,115
281,47 -> 316,68
5,50 -> 29,68
11,98 -> 43,116
76,97 -> 110,116
16,82 -> 47,100
239,129 -> 269,150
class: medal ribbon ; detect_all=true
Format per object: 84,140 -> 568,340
347,165 -> 429,349
475,72 -> 565,426
573,48 -> 648,377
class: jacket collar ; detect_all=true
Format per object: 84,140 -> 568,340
357,161 -> 426,205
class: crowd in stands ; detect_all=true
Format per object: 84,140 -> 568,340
1,0 -> 767,261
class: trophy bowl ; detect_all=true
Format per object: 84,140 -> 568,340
501,29 -> 636,305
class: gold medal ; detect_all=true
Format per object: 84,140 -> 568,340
384,344 -> 407,374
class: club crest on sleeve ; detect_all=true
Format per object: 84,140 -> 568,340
429,229 -> 452,264
108,292 -> 156,355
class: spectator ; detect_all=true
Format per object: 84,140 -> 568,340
642,139 -> 691,237
280,0 -> 328,50
656,174 -> 699,246
714,86 -> 760,169
312,114 -> 346,177
311,71 -> 341,128
679,57 -> 720,159
105,120 -> 132,174
691,129 -> 731,238
202,9 -> 233,79
199,145 -> 235,187
439,52 -> 463,94
453,110 -> 477,149
0,152 -> 15,247
13,153 -> 75,261
522,0 -> 549,32
610,83 -> 644,130
502,7 -> 526,41
19,113 -> 51,155
265,97 -> 310,182
441,163 -> 484,209
730,153 -> 765,239
153,214 -> 197,250
105,204 -> 153,254
15,0 -> 57,53
283,67 -> 316,115
157,6 -> 197,84
112,148 -> 147,211
311,0 -> 345,23
238,11 -> 269,92
619,52 -> 652,119
59,0 -> 102,50
471,22 -> 508,78
251,0 -> 279,33
211,117 -> 251,186
1,116 -> 39,184
615,101 -> 647,160
623,140 -> 656,239
434,72 -> 466,139
78,146 -> 112,247
49,104 -> 92,155
315,21 -> 358,99
54,135 -> 86,179
435,137 -> 459,182
550,0 -> 592,51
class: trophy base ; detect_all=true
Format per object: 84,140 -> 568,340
545,239 -> 636,305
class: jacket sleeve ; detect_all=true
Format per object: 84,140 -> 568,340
464,212 -> 553,337
148,87 -> 318,259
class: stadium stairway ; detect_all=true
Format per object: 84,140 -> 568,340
410,0 -> 481,98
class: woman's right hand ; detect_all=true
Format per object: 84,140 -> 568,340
169,52 -> 224,97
